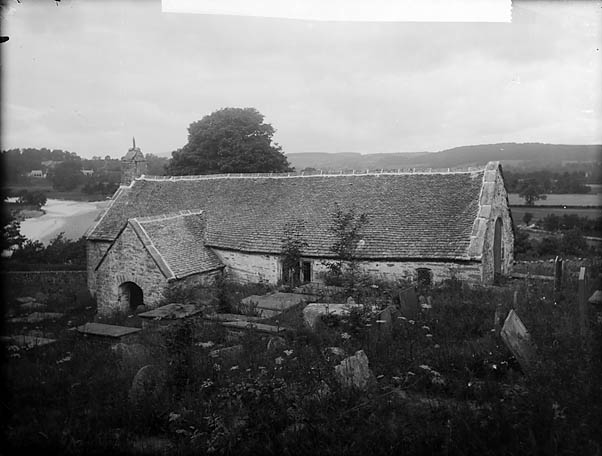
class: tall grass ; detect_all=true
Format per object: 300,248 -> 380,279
4,274 -> 601,455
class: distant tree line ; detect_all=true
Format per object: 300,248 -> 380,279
1,148 -> 168,196
514,228 -> 592,259
537,213 -> 602,236
505,170 -> 592,195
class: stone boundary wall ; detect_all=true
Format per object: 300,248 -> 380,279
2,270 -> 88,295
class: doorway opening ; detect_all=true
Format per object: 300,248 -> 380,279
118,281 -> 143,310
493,217 -> 503,284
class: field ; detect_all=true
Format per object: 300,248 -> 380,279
508,193 -> 602,207
511,206 -> 601,222
4,270 -> 602,455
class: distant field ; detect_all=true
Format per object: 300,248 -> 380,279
510,206 -> 601,221
508,193 -> 602,207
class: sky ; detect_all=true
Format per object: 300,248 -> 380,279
1,0 -> 601,159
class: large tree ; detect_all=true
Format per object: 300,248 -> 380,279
518,179 -> 547,206
167,108 -> 292,175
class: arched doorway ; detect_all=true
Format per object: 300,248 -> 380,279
118,281 -> 143,310
493,217 -> 503,284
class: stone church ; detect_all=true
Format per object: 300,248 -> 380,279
86,142 -> 514,315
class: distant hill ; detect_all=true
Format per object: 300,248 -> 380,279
286,143 -> 602,171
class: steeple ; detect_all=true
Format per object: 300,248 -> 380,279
121,137 -> 147,185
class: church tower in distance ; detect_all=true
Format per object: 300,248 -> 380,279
121,137 -> 147,185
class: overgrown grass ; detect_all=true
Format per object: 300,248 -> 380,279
4,275 -> 601,455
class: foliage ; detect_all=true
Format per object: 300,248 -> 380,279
145,153 -> 169,175
1,212 -> 26,251
539,213 -> 602,237
323,203 -> 369,287
505,169 -> 593,194
280,220 -> 308,288
517,178 -> 547,206
48,160 -> 85,191
167,107 -> 292,175
9,233 -> 86,265
5,277 -> 601,455
560,229 -> 587,256
514,227 -> 592,260
15,189 -> 47,207
522,212 -> 533,225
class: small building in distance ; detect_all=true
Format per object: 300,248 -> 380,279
86,142 -> 515,315
27,169 -> 46,178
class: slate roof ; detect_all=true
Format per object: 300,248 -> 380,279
88,169 -> 491,260
122,148 -> 145,162
105,211 -> 224,280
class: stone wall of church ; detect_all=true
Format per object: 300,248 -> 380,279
86,240 -> 110,297
212,249 -> 281,284
95,225 -> 168,316
479,166 -> 515,283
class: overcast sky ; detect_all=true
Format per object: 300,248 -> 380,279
1,0 -> 601,159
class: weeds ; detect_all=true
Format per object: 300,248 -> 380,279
4,274 -> 601,455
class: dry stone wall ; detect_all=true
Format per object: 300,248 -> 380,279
2,270 -> 87,296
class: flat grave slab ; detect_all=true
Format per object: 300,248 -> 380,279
220,320 -> 289,334
204,313 -> 263,322
3,334 -> 57,349
8,312 -> 65,324
138,303 -> 202,320
241,292 -> 319,312
75,322 -> 141,339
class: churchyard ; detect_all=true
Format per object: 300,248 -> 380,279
3,261 -> 602,455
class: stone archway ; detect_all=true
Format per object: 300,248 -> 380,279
493,217 -> 503,284
118,281 -> 144,310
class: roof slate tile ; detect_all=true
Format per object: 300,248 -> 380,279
89,171 -> 486,260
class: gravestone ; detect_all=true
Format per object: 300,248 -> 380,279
302,303 -> 362,330
267,336 -> 287,352
554,256 -> 563,291
334,350 -> 374,390
138,303 -> 202,329
578,267 -> 588,336
398,286 -> 419,318
128,364 -> 167,406
588,290 -> 602,326
371,305 -> 398,341
111,342 -> 152,370
500,309 -> 537,372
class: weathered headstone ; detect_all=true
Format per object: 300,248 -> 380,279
398,286 -> 419,318
128,364 -> 167,406
578,267 -> 588,336
334,350 -> 374,390
267,336 -> 287,352
111,342 -> 152,370
500,309 -> 537,372
554,256 -> 563,291
493,304 -> 504,334
302,303 -> 361,330
371,305 -> 397,341
588,290 -> 602,326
